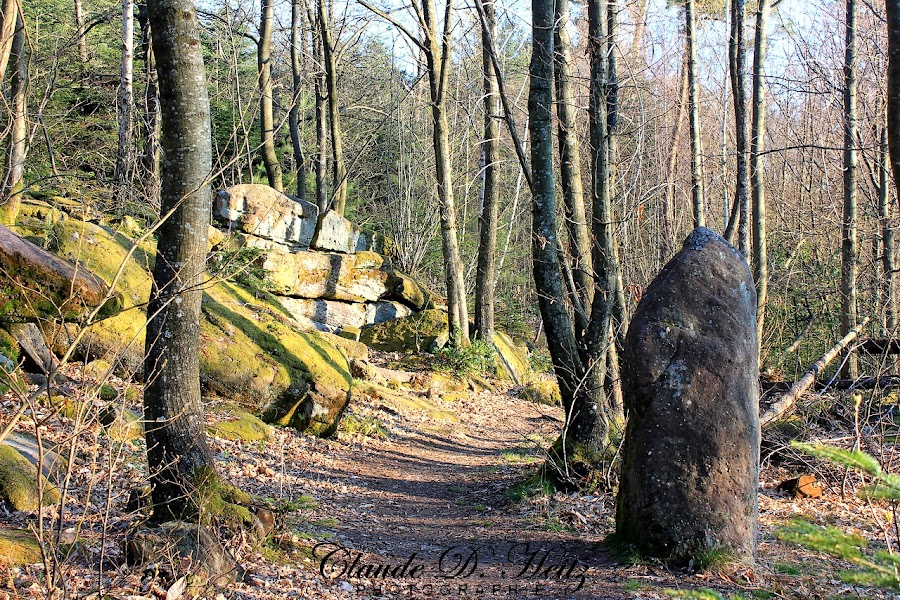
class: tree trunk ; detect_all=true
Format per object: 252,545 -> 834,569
887,0 -> 900,197
317,0 -> 346,214
424,0 -> 469,346
685,0 -> 705,229
474,0 -> 501,339
881,126 -> 897,335
725,0 -> 750,258
1,13 -> 25,225
144,0 -> 217,519
259,0 -> 283,192
606,0 -> 627,334
309,0 -> 328,212
529,0 -> 585,420
289,0 -> 307,201
840,0 -> 858,378
0,0 -> 18,81
750,0 -> 770,346
554,0 -> 592,319
115,0 -> 135,211
663,55 -> 688,259
137,4 -> 160,205
74,0 -> 88,62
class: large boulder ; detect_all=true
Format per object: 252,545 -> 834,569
615,227 -> 760,564
259,249 -> 393,303
0,223 -> 115,322
0,445 -> 60,511
277,297 -> 412,333
30,218 -> 351,436
214,184 -> 318,248
359,309 -> 449,353
311,210 -> 362,253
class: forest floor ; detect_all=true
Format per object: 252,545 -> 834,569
0,354 -> 899,599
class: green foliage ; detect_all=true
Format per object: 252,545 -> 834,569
528,348 -> 554,375
777,442 -> 900,589
506,472 -> 554,502
339,413 -> 389,439
434,339 -> 497,377
208,246 -> 273,291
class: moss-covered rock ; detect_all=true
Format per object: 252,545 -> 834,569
83,358 -> 111,380
0,223 -> 117,323
29,219 -> 352,436
207,404 -> 272,442
359,309 -> 449,353
492,332 -> 532,384
0,528 -> 41,565
521,380 -> 562,406
385,273 -> 435,311
0,445 -> 60,511
321,330 -> 368,360
99,406 -> 143,442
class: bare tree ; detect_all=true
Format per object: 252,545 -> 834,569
143,0 -> 222,518
1,13 -> 25,225
289,0 -> 307,201
474,0 -> 500,339
840,0 -> 858,377
74,0 -> 89,61
725,0 -> 750,258
750,0 -> 771,345
888,0 -> 900,197
361,0 -> 470,346
259,0 -> 284,191
0,0 -> 18,80
115,0 -> 135,210
317,0 -> 347,214
685,0 -> 706,228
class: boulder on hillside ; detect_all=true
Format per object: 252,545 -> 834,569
277,297 -> 412,333
0,528 -> 41,566
214,184 -> 318,248
0,223 -> 116,322
259,249 -> 392,302
311,210 -> 362,254
359,309 -> 449,353
492,332 -> 532,384
29,217 -> 351,436
0,444 -> 60,511
615,227 -> 760,564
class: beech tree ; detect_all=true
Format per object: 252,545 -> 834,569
144,0 -> 232,518
259,0 -> 283,191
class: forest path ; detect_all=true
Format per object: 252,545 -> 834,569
293,381 -> 626,599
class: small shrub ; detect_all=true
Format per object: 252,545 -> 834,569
434,339 -> 496,377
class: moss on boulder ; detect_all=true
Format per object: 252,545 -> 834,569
521,380 -> 562,406
0,445 -> 60,511
359,309 -> 449,353
207,404 -> 272,442
492,332 -> 532,384
0,528 -> 41,565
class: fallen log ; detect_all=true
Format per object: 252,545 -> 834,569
760,316 -> 869,427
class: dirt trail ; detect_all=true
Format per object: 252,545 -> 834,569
295,386 -> 626,600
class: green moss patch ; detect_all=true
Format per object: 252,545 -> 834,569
359,309 -> 449,353
0,445 -> 60,511
207,404 -> 272,442
0,528 -> 41,565
521,380 -> 562,406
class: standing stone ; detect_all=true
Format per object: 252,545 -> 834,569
615,227 -> 760,564
311,210 -> 362,254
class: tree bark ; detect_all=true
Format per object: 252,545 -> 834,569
474,0 -> 500,340
750,0 -> 770,346
424,0 -> 469,346
663,55 -> 688,259
259,0 -> 283,192
0,0 -> 18,82
880,126 -> 897,334
554,0 -> 592,319
685,0 -> 705,229
144,0 -> 217,519
317,0 -> 347,214
309,0 -> 328,212
840,0 -> 858,378
137,3 -> 160,203
289,0 -> 307,202
115,0 -> 135,211
725,0 -> 750,258
529,0 -> 585,419
887,0 -> 900,197
3,13 -> 26,215
74,0 -> 88,62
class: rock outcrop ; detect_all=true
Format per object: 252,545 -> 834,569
214,184 -> 319,249
615,227 -> 760,564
